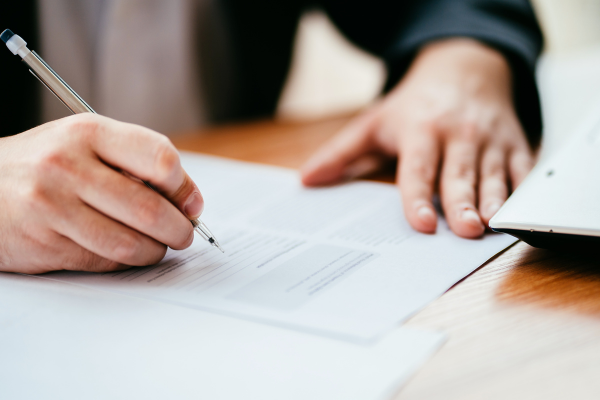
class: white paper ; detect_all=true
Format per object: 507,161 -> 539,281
41,153 -> 515,342
0,273 -> 445,400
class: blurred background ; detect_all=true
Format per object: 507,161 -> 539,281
277,0 -> 600,156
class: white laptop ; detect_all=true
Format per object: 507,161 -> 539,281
489,112 -> 600,251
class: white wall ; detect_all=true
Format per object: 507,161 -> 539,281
532,0 -> 600,53
277,11 -> 385,120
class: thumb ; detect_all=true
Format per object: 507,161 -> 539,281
301,110 -> 379,186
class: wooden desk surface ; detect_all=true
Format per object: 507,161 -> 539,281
172,116 -> 600,400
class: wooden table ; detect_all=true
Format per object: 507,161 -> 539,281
172,116 -> 600,400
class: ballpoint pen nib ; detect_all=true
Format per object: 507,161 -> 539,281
192,219 -> 224,253
209,237 -> 225,253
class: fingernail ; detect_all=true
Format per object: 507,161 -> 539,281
417,206 -> 436,225
485,202 -> 502,218
460,208 -> 484,228
184,192 -> 203,218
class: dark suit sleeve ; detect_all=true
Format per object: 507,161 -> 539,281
0,0 -> 40,137
321,0 -> 544,145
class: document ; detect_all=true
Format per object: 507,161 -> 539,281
0,273 -> 445,400
42,153 -> 515,342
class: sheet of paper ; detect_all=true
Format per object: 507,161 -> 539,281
42,153 -> 516,342
0,273 -> 445,400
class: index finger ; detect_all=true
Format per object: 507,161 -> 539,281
301,110 -> 379,186
74,115 -> 204,219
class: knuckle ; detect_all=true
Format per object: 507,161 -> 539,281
407,156 -> 436,183
153,137 -> 180,181
35,149 -> 78,178
452,162 -> 476,182
65,114 -> 103,139
132,194 -> 163,228
29,150 -> 91,198
480,178 -> 505,196
20,178 -> 55,214
481,160 -> 504,178
457,121 -> 480,141
113,233 -> 141,264
30,228 -> 58,250
423,119 -> 443,136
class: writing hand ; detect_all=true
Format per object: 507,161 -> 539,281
0,114 -> 203,273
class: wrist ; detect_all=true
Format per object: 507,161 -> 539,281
403,38 -> 513,103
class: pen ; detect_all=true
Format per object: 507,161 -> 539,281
1,29 -> 224,253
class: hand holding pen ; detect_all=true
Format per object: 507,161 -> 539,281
0,30 -> 222,275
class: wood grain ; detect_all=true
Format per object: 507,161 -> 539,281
172,116 -> 349,169
172,116 -> 600,400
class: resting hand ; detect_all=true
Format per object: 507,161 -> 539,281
0,114 -> 203,274
301,39 -> 534,238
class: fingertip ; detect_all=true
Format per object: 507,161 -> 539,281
480,201 -> 502,226
300,175 -> 321,187
406,202 -> 437,234
415,205 -> 437,233
300,158 -> 319,186
452,208 -> 485,238
172,226 -> 195,250
301,115 -> 376,186
299,168 -> 321,186
300,162 -> 343,187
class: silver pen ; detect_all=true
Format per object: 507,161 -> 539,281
1,29 -> 224,253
